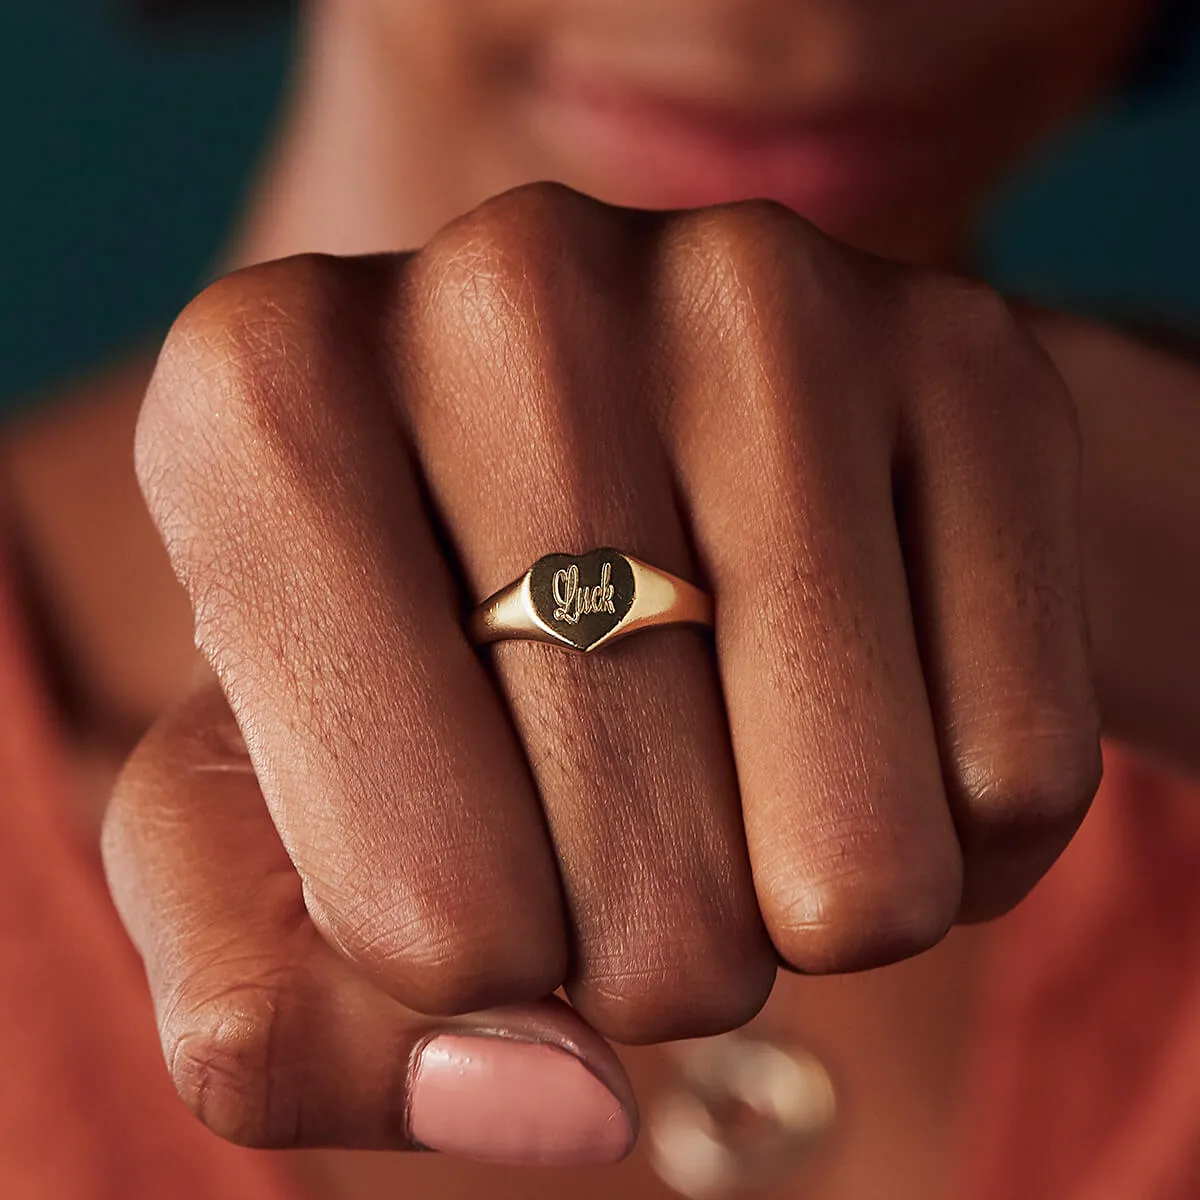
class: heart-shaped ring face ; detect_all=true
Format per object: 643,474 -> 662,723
527,548 -> 636,652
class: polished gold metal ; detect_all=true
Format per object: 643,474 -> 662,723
468,547 -> 713,653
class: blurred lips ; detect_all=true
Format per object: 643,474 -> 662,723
528,60 -> 960,230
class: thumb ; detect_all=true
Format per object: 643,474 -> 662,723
101,677 -> 637,1163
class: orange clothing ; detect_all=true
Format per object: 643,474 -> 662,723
959,747 -> 1200,1198
1,552 -> 1198,1196
0,565 -> 299,1199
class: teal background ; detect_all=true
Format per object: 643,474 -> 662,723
0,2 -> 290,409
2,2 -> 1198,414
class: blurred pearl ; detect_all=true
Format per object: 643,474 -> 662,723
647,1033 -> 836,1198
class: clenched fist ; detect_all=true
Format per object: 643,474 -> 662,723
103,183 -> 1099,1163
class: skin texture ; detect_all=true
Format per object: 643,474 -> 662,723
5,0 -> 1200,1196
105,186 -> 1101,1149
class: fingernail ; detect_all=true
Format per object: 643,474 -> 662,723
409,1034 -> 633,1166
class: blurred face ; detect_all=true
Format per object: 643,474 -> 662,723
360,0 -> 1152,259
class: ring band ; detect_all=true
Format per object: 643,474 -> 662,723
468,547 -> 713,654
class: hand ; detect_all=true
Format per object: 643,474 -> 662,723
103,184 -> 1100,1162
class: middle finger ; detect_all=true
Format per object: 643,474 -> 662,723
399,187 -> 777,1043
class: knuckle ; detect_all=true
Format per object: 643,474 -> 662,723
407,182 -> 643,476
655,202 -> 849,476
949,278 -> 1024,344
672,196 -> 819,259
306,881 -> 564,1017
141,255 -> 340,455
414,181 -> 624,331
138,253 -> 392,491
663,200 -> 827,329
907,276 -> 1028,364
465,178 -> 613,240
917,279 -> 1071,404
575,910 -> 776,1044
955,724 -> 1103,842
134,254 -> 385,635
899,276 -> 1082,473
163,975 -> 306,1148
136,256 -> 344,544
765,851 -> 961,974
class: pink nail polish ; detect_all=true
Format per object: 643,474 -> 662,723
409,1034 -> 633,1166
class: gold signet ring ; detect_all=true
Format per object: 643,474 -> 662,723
468,548 -> 714,654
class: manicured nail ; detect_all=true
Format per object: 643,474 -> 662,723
409,1034 -> 633,1166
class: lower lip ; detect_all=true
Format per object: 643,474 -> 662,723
526,70 -> 953,231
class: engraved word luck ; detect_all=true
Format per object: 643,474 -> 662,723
552,561 -> 616,625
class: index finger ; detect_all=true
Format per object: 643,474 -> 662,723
136,254 -> 565,1016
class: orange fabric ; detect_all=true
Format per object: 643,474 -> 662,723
960,746 -> 1200,1198
0,566 -> 299,1199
